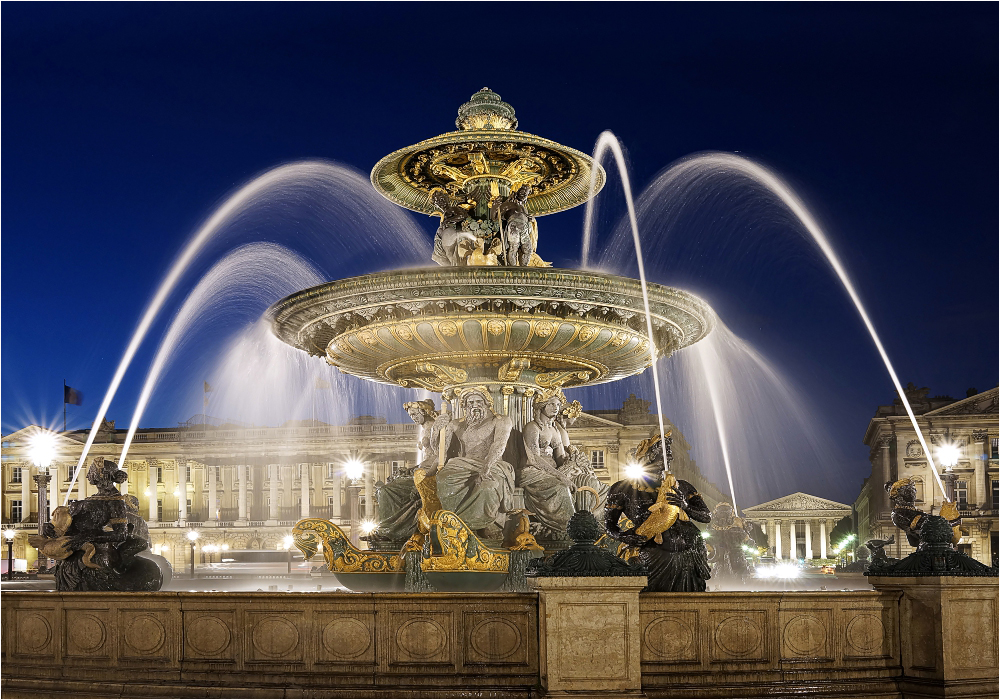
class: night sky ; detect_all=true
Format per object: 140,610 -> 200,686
2,3 -> 996,506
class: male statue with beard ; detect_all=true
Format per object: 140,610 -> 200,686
437,387 -> 516,537
555,399 -> 610,515
369,399 -> 449,546
521,390 -> 575,536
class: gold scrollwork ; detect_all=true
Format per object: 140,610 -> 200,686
497,357 -> 530,382
292,518 -> 402,574
536,370 -> 591,388
423,510 -> 510,574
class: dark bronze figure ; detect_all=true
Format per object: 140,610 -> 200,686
706,502 -> 754,586
603,434 -> 712,591
29,457 -> 165,591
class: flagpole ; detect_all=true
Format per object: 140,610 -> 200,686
63,380 -> 67,433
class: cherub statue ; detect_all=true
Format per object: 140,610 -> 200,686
28,457 -> 164,591
430,189 -> 476,266
604,434 -> 712,591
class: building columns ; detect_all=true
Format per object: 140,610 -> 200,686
148,468 -> 158,526
972,430 -> 988,508
766,519 -> 776,554
774,519 -> 782,560
331,469 -> 342,522
789,520 -> 797,560
178,460 -> 188,526
820,519 -> 828,559
207,466 -> 217,522
300,463 -> 310,519
20,467 -> 31,521
237,464 -> 248,523
804,520 -> 813,560
363,462 -> 373,518
267,464 -> 279,524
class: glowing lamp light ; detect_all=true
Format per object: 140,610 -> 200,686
283,535 -> 294,550
700,531 -> 710,539
345,459 -> 364,481
4,528 -> 16,542
773,562 -> 800,579
144,489 -> 151,497
173,489 -> 180,497
26,430 -> 58,468
221,543 -> 229,551
624,461 -> 645,480
359,518 -> 379,536
936,443 -> 961,469
186,530 -> 199,542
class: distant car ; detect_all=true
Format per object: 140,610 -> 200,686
819,565 -> 835,575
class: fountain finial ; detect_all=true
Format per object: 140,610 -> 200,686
456,87 -> 518,131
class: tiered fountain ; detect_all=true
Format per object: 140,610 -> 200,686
270,89 -> 716,591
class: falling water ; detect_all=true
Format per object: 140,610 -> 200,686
583,147 -> 947,501
581,131 -> 670,470
117,243 -> 325,464
65,160 -> 428,500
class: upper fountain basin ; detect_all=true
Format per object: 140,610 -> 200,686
268,266 -> 715,393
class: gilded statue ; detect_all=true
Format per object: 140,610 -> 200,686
521,389 -> 576,536
369,399 -> 449,547
28,457 -> 165,591
437,387 -> 516,537
430,189 -> 476,266
604,434 -> 712,591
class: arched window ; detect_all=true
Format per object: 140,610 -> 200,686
913,478 -> 924,503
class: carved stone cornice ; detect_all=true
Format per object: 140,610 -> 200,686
972,429 -> 989,443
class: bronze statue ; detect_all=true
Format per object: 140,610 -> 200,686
706,502 -> 754,586
521,390 -> 576,536
29,457 -> 165,591
491,185 -> 536,266
885,477 -> 961,548
430,189 -> 476,266
604,434 -> 712,591
437,387 -> 516,536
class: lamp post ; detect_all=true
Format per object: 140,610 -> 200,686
4,528 -> 16,580
936,442 -> 961,503
186,530 -> 199,578
27,430 -> 57,573
345,459 -> 364,547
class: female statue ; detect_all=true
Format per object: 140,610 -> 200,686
554,399 -> 609,515
521,390 -> 575,536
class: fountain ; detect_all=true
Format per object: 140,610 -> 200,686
269,89 -> 717,591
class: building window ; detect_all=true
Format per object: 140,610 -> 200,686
991,438 -> 999,459
64,468 -> 73,482
914,478 -> 924,503
992,479 -> 999,508
590,450 -> 605,470
185,464 -> 191,482
11,500 -> 23,522
11,466 -> 22,483
186,499 -> 192,513
955,480 -> 968,507
327,496 -> 336,506
156,467 -> 163,483
327,464 -> 337,480
297,465 -> 303,480
157,499 -> 163,521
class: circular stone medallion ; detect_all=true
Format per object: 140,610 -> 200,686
396,618 -> 447,659
124,615 -> 166,654
322,617 -> 371,659
644,616 -> 694,658
715,616 -> 762,657
252,617 -> 299,658
470,618 -> 521,660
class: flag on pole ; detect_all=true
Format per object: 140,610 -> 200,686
203,381 -> 213,393
64,385 -> 84,406
314,378 -> 331,390
203,381 -> 213,408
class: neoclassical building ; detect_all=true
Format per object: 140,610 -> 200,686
1,394 -> 729,573
854,386 -> 998,565
743,493 -> 852,561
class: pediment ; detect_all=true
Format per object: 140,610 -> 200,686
574,412 -> 624,428
923,387 -> 998,416
743,492 -> 851,514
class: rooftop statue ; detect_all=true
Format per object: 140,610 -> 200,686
604,433 -> 713,591
28,457 -> 166,591
437,387 -> 516,538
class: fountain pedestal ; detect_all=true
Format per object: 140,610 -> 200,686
869,576 -> 999,698
529,576 -> 647,696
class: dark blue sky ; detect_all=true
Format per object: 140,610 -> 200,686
2,3 -> 996,504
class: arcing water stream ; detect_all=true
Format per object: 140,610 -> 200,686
581,136 -> 948,505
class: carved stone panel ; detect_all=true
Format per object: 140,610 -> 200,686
387,611 -> 454,666
182,610 -> 236,662
245,610 -> 303,663
709,610 -> 768,663
65,608 -> 111,660
641,610 -> 700,663
118,609 -> 172,661
842,608 -> 892,660
316,613 -> 375,665
463,611 -> 529,666
15,608 -> 56,658
558,602 -> 630,681
780,608 -> 832,661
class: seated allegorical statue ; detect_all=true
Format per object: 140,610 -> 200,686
369,399 -> 450,547
437,387 -> 516,537
604,434 -> 712,592
554,398 -> 609,515
521,389 -> 576,536
886,476 -> 961,547
28,457 -> 165,592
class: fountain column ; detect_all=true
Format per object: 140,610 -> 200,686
267,464 -> 279,524
819,519 -> 828,559
788,520 -> 797,559
972,430 -> 988,507
804,520 -> 813,560
300,463 -> 310,518
774,519 -> 782,560
237,464 -> 248,524
20,466 -> 31,521
207,465 -> 217,523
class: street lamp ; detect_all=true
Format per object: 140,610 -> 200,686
27,429 -> 58,573
4,528 -> 16,580
186,530 -> 199,578
283,535 -> 294,575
